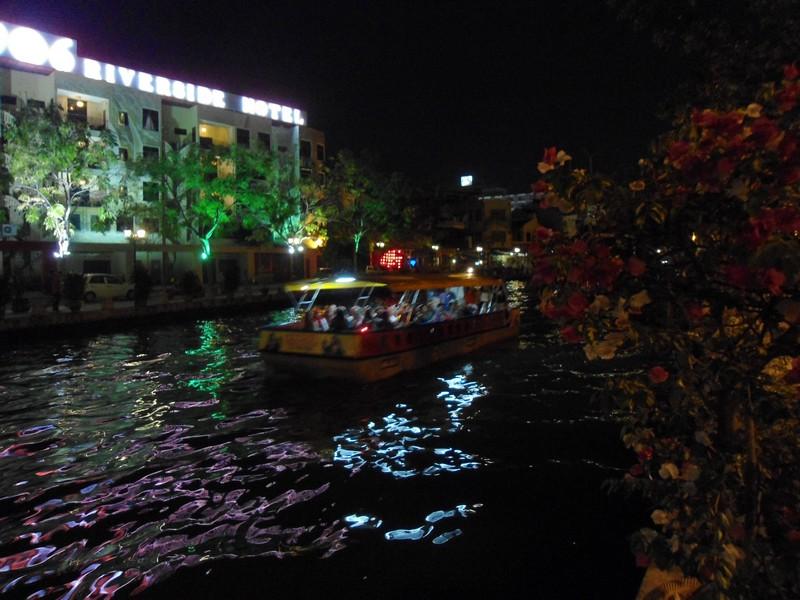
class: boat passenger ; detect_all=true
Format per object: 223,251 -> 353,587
313,308 -> 330,331
331,307 -> 348,331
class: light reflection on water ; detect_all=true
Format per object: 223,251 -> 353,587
0,288 -> 639,599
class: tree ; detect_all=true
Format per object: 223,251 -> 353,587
532,68 -> 800,598
235,151 -> 326,248
130,143 -> 211,278
324,151 -> 391,271
5,101 -> 120,258
609,0 -> 800,109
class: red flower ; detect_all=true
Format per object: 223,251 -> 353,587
536,226 -> 555,241
725,265 -> 751,288
776,83 -> 799,113
566,266 -> 585,284
629,463 -> 644,477
779,134 -> 798,161
648,366 -> 669,384
716,157 -> 736,181
635,553 -> 651,568
533,260 -> 557,285
541,146 -> 558,165
637,447 -> 654,462
761,268 -> 786,296
532,179 -> 550,194
566,239 -> 589,255
784,63 -> 800,81
559,326 -> 583,344
627,256 -> 647,277
749,117 -> 783,150
564,292 -> 589,318
528,242 -> 544,257
685,303 -> 707,323
667,141 -> 692,166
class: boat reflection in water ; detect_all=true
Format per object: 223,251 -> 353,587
259,273 -> 521,381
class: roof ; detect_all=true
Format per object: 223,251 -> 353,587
370,272 -> 504,291
284,273 -> 504,293
284,278 -> 388,292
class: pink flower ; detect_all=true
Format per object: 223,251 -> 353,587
627,256 -> 646,277
761,268 -> 786,296
648,366 -> 669,384
564,292 -> 589,319
559,326 -> 582,344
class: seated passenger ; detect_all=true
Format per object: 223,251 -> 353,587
331,307 -> 348,331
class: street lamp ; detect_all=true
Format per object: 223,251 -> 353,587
287,237 -> 305,279
476,245 -> 483,253
124,228 -> 146,276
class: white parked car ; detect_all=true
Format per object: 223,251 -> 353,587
82,273 -> 134,302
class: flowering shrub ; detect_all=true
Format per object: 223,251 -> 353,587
532,68 -> 800,598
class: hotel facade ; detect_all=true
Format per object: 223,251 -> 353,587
0,20 -> 325,287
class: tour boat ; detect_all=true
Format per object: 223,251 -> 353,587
258,272 -> 520,381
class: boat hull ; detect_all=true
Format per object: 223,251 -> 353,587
260,309 -> 520,382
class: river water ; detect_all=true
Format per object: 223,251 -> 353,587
0,282 -> 644,599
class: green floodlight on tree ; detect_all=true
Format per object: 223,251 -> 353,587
200,237 -> 212,261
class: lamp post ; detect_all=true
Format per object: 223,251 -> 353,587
124,228 -> 146,280
287,237 -> 305,279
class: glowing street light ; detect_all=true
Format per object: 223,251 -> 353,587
124,227 -> 146,275
431,245 -> 439,251
376,241 -> 385,248
476,245 -> 483,253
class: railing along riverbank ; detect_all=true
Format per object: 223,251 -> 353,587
0,284 -> 291,341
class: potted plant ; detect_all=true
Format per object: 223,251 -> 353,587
62,273 -> 85,313
133,264 -> 153,308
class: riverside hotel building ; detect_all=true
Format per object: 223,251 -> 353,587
0,21 -> 325,285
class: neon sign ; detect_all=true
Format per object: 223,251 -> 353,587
0,21 -> 306,124
378,249 -> 405,271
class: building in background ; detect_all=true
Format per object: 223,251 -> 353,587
0,20 -> 325,287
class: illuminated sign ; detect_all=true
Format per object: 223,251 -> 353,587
460,175 -> 473,187
378,249 -> 405,271
0,21 -> 306,124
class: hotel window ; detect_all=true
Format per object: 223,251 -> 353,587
257,132 -> 270,151
142,109 -> 159,131
142,146 -> 159,160
69,213 -> 82,231
143,182 -> 160,203
27,99 -> 45,109
116,215 -> 133,232
300,140 -> 311,159
236,128 -> 250,147
119,148 -> 129,161
174,127 -> 187,135
1,95 -> 16,107
278,145 -> 287,153
316,144 -> 325,161
118,111 -> 129,126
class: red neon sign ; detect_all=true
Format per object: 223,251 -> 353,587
378,248 -> 405,270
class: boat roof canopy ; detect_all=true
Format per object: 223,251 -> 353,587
284,278 -> 388,292
284,273 -> 504,294
368,273 -> 505,292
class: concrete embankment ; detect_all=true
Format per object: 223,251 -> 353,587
0,288 -> 291,342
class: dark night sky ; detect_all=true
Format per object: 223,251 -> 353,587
4,0 -> 687,190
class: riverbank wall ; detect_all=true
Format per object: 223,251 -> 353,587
0,285 -> 291,342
